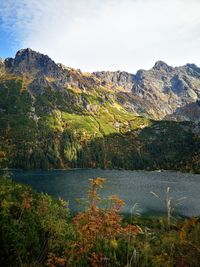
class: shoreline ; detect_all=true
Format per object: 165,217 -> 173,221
1,167 -> 199,175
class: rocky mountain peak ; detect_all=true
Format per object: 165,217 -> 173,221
4,48 -> 61,77
186,63 -> 198,69
153,61 -> 172,72
1,47 -> 200,122
15,48 -> 34,58
184,63 -> 200,78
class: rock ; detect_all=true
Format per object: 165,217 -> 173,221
153,61 -> 173,72
0,58 -> 5,76
2,48 -> 200,122
93,70 -> 133,92
4,48 -> 62,77
130,62 -> 200,121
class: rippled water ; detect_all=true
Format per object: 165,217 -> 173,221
11,169 -> 200,217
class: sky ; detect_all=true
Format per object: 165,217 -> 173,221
0,0 -> 200,73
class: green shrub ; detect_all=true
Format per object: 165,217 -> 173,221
0,174 -> 74,267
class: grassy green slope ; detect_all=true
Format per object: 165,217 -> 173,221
0,77 -> 199,172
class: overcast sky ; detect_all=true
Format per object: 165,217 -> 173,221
0,0 -> 200,73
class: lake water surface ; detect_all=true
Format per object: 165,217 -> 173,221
11,169 -> 200,217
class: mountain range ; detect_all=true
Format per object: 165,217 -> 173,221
0,48 -> 199,172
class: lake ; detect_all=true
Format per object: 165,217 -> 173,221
10,169 -> 200,217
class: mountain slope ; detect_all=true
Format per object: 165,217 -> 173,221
94,61 -> 200,121
0,48 -> 199,172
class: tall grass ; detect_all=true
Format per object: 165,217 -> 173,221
151,187 -> 186,228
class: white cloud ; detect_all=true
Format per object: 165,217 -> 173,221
0,0 -> 200,72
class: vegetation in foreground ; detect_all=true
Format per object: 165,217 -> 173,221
0,174 -> 200,267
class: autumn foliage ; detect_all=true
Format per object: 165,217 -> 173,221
47,177 -> 142,266
1,175 -> 200,267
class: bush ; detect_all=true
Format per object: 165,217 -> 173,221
57,178 -> 142,267
0,174 -> 74,267
1,175 -> 200,267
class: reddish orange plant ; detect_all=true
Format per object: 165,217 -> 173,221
67,177 -> 142,266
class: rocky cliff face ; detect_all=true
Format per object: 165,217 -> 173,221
4,48 -> 101,93
4,48 -> 59,75
93,70 -> 133,92
130,61 -> 200,121
93,61 -> 200,121
2,48 -> 200,122
0,58 -> 5,76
